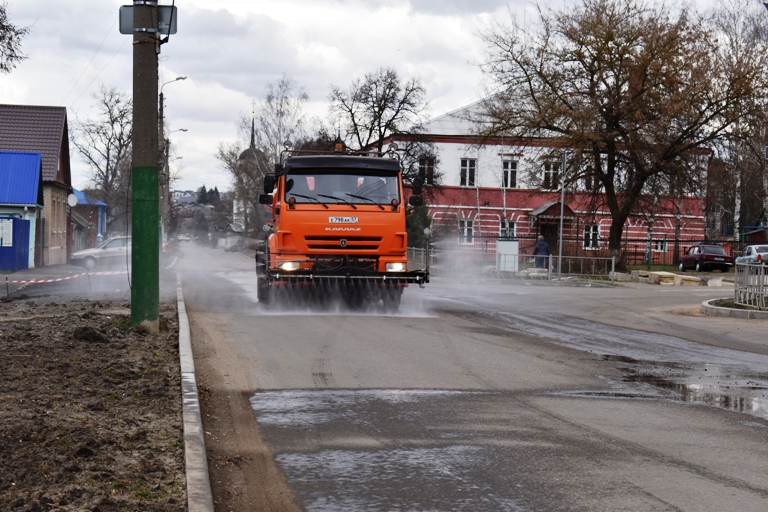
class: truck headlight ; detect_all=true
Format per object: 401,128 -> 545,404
386,262 -> 406,272
279,261 -> 301,271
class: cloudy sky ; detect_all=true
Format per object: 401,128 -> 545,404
0,0 -> 531,192
1,0 -> 722,193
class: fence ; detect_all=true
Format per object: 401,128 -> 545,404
415,237 -> 616,284
425,234 -> 752,270
407,247 -> 428,272
734,263 -> 767,310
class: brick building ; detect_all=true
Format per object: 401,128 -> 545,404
389,103 -> 706,262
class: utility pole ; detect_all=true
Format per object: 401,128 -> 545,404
158,77 -> 186,240
131,1 -> 159,331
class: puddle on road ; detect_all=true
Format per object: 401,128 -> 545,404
250,389 -> 471,429
250,389 -> 529,511
619,362 -> 768,420
554,356 -> 768,421
439,308 -> 768,422
275,445 -> 526,512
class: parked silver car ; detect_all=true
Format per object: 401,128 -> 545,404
70,236 -> 131,270
735,244 -> 768,265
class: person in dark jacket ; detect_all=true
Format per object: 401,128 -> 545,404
533,235 -> 550,268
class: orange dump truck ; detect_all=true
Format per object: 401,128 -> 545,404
256,151 -> 429,311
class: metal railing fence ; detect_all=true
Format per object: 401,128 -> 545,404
426,233 -> 751,269
407,247 -> 428,272
423,242 -> 616,284
734,263 -> 767,310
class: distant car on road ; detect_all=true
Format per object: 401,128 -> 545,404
177,234 -> 191,242
70,236 -> 131,270
735,244 -> 768,265
224,240 -> 241,252
678,243 -> 733,272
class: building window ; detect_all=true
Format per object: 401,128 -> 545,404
502,161 -> 517,188
653,238 -> 667,252
458,219 -> 474,244
500,219 -> 515,239
583,224 -> 599,249
460,159 -> 476,187
419,156 -> 435,185
542,162 -> 560,190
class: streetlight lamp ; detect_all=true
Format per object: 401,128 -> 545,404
157,77 -> 187,243
159,76 -> 187,150
162,128 -> 188,177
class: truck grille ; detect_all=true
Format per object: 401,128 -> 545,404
305,235 -> 382,251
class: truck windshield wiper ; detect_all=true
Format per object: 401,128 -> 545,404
290,193 -> 329,209
346,193 -> 385,210
318,194 -> 357,209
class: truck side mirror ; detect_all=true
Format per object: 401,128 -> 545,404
412,177 -> 423,196
263,175 -> 275,194
408,195 -> 424,207
259,194 -> 273,205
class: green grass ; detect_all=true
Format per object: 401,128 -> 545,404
625,264 -> 678,272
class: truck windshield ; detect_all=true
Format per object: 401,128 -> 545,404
285,170 -> 399,205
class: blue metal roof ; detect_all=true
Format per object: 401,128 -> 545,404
0,151 -> 43,206
74,189 -> 108,207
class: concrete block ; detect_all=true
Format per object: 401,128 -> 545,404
648,271 -> 677,285
674,275 -> 702,286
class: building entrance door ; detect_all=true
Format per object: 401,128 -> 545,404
540,223 -> 559,250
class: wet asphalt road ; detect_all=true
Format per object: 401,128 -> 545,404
14,245 -> 768,510
174,244 -> 768,511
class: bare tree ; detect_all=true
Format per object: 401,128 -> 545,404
707,0 -> 768,238
329,67 -> 433,183
237,73 -> 310,166
0,2 -> 29,74
217,75 -> 310,236
72,85 -> 133,231
215,139 -> 268,236
479,0 -> 768,254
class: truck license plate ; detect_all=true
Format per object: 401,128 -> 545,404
329,216 -> 358,224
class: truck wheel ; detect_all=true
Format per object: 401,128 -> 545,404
257,279 -> 271,304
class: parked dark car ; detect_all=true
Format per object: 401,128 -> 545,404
678,243 -> 733,272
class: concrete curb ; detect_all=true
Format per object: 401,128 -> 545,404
701,298 -> 768,320
177,278 -> 215,512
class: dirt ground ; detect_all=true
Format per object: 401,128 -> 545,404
0,297 -> 186,512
